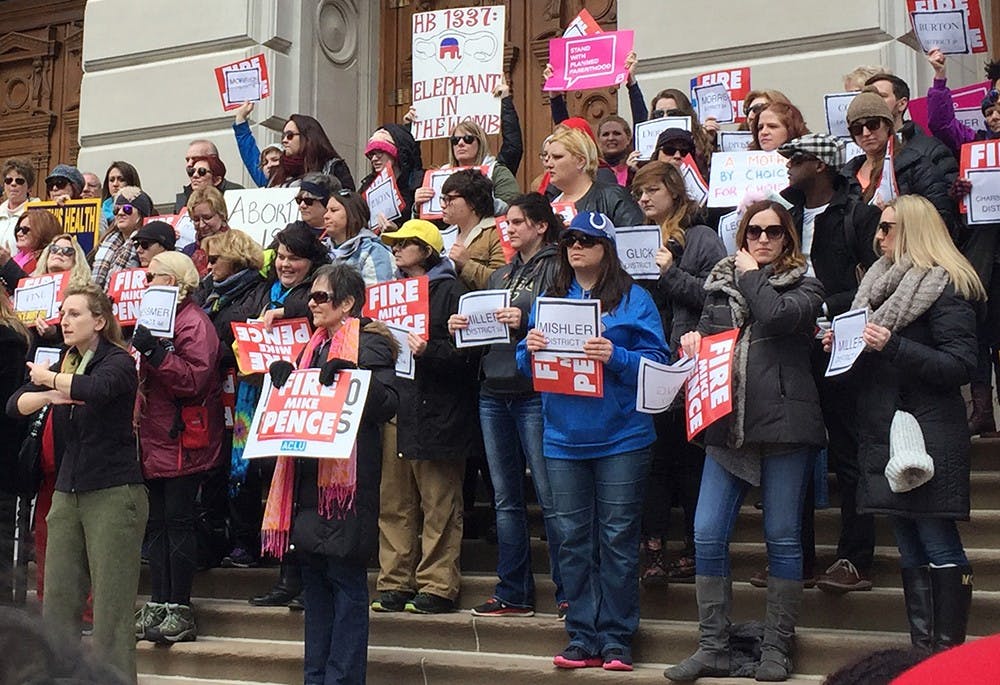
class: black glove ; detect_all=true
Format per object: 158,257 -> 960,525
949,177 -> 973,201
269,360 -> 295,388
133,324 -> 168,367
318,358 -> 357,386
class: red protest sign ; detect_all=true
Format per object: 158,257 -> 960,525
563,8 -> 602,37
906,0 -> 987,53
230,318 -> 313,375
495,215 -> 515,263
107,268 -> 148,326
214,53 -> 271,112
551,201 -> 578,223
685,328 -> 739,440
531,354 -> 604,398
13,271 -> 70,324
690,68 -> 751,123
908,80 -> 989,133
363,276 -> 431,340
959,140 -> 1000,221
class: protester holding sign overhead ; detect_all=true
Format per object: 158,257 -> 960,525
832,195 -> 983,653
268,114 -> 355,192
666,201 -> 824,683
926,49 -> 1000,157
516,211 -> 668,672
322,189 -> 394,286
439,169 -> 506,290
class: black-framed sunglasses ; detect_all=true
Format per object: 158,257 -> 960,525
877,221 -> 896,234
308,290 -> 338,305
282,130 -> 301,141
745,102 -> 768,117
186,167 -> 211,178
560,232 -> 600,248
47,178 -> 69,191
296,195 -> 322,206
145,271 -> 169,284
848,118 -> 886,137
15,225 -> 30,235
207,254 -> 222,265
49,245 -> 75,257
745,224 -> 786,241
114,204 -> 135,216
659,145 -> 692,157
3,176 -> 26,186
450,134 -> 476,146
133,240 -> 159,250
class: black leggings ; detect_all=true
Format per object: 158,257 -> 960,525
642,409 -> 704,553
147,473 -> 203,605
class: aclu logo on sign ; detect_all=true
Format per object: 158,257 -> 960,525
280,440 -> 308,452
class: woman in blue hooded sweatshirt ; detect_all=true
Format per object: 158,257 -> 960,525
516,211 -> 669,672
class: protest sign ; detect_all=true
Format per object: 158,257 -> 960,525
692,83 -> 734,124
961,141 -> 1000,223
685,328 -> 739,440
231,318 -> 313,375
680,154 -> 709,206
825,308 -> 868,377
906,0 -> 987,54
707,150 -> 788,207
439,226 -> 459,255
418,165 -> 490,219
34,346 -> 62,369
410,5 -> 506,141
224,187 -> 300,246
908,80 -> 988,132
534,297 -> 601,357
633,117 -> 691,160
955,107 -> 987,133
872,136 -> 899,206
137,285 -> 179,338
691,67 -> 751,123
363,166 -> 403,227
25,199 -> 101,253
242,368 -> 372,460
544,30 -> 633,92
13,272 -> 69,324
214,53 -> 270,111
455,289 -> 510,347
910,9 -> 970,54
385,322 -> 416,380
363,276 -> 430,340
551,201 -> 578,223
615,226 -> 662,280
563,8 -> 601,37
107,267 -> 148,326
221,369 -> 236,429
495,215 -> 515,263
532,353 -> 603,398
636,356 -> 696,413
718,210 -> 740,255
719,131 -> 752,153
824,92 -> 857,139
146,209 -> 196,251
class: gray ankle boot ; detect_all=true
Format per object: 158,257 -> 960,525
663,575 -> 732,681
755,577 -> 802,682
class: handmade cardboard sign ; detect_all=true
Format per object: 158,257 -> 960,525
707,150 -> 788,207
224,187 -> 300,247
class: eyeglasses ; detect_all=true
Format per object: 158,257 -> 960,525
745,224 -> 786,241
876,221 -> 896,234
308,291 -> 337,305
145,272 -> 169,283
296,195 -> 322,206
3,177 -> 25,186
745,103 -> 768,117
47,178 -> 69,191
186,167 -> 211,178
560,232 -> 600,248
659,145 -> 691,157
439,193 -> 463,206
114,204 -> 135,216
133,240 -> 159,250
848,118 -> 886,137
15,225 -> 30,235
450,134 -> 476,146
49,245 -> 75,257
282,131 -> 301,140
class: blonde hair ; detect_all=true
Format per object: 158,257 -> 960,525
32,234 -> 92,287
0,293 -> 30,347
448,119 -> 491,166
149,251 -> 200,301
62,283 -> 127,350
885,195 -> 986,301
844,65 -> 889,91
548,126 -> 599,178
202,229 -> 264,272
186,185 -> 228,218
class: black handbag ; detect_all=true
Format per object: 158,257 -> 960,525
14,406 -> 49,496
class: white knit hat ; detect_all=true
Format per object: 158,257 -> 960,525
885,411 -> 935,493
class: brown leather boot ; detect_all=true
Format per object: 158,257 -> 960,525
968,382 -> 997,436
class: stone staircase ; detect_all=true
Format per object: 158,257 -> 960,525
129,439 -> 1000,684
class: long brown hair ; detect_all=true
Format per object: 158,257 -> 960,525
749,102 -> 809,151
547,235 -> 634,314
736,201 -> 805,274
631,161 -> 700,247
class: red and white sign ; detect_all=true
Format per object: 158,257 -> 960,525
551,201 -> 577,223
959,140 -> 1000,222
230,318 -> 313,375
907,0 -> 987,54
363,276 -> 431,340
107,268 -> 148,326
495,214 -> 515,263
531,353 -> 604,398
680,154 -> 709,206
13,271 -> 70,324
418,165 -> 490,219
563,8 -> 601,37
144,208 -> 196,251
214,53 -> 271,112
242,369 -> 372,460
691,67 -> 751,123
685,328 -> 739,440
908,80 -> 989,134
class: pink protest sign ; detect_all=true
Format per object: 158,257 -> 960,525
543,30 -> 633,92
908,80 -> 989,133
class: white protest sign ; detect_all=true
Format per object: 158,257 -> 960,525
137,285 -> 179,338
718,210 -> 740,255
872,137 -> 898,206
824,92 -> 856,139
226,68 -> 262,103
910,9 -> 970,54
845,141 -> 864,161
693,83 -> 734,124
634,117 -> 692,160
456,289 -> 510,347
225,187 -> 300,247
965,169 -> 1000,225
34,346 -> 62,369
386,322 -> 416,380
242,369 -> 372,459
681,157 -> 709,206
636,356 -> 696,413
534,297 -> 601,357
364,169 -> 403,227
13,279 -> 58,322
616,226 -> 662,280
439,226 -> 459,255
719,132 -> 752,153
707,150 -> 789,207
418,165 -> 489,219
410,5 -> 506,140
955,107 -> 987,133
825,308 -> 868,376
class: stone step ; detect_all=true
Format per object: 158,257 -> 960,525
139,677 -> 284,685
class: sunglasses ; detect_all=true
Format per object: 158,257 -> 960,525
207,254 -> 224,264
296,196 -> 322,206
848,118 -> 886,137
308,291 -> 337,305
877,221 -> 896,233
450,134 -> 476,146
3,177 -> 26,186
745,102 -> 768,117
560,232 -> 600,248
133,240 -> 159,250
745,224 -> 786,241
48,178 -> 69,190
49,245 -> 75,257
393,238 -> 425,250
114,204 -> 135,216
659,145 -> 692,157
186,167 -> 211,178
145,271 -> 169,284
15,225 -> 31,235
282,131 -> 301,140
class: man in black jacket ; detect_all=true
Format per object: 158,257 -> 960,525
779,133 -> 881,595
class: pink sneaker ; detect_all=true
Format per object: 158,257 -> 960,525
553,646 -> 603,669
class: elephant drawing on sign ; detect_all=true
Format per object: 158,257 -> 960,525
413,31 -> 499,73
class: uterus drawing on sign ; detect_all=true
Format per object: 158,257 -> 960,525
413,31 -> 499,73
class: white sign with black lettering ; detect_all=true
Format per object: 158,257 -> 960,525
456,289 -> 510,347
965,168 -> 1000,225
825,308 -> 868,377
824,92 -> 856,139
719,131 -> 752,153
534,297 -> 601,357
634,116 -> 692,160
636,355 -> 696,413
615,225 -> 662,280
385,322 -> 416,380
137,286 -> 179,338
693,83 -> 734,124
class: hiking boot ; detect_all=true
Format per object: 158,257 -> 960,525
603,647 -> 633,672
148,603 -> 197,644
221,547 -> 257,569
751,566 -> 817,589
134,602 -> 167,642
371,590 -> 415,612
470,597 -> 534,617
816,559 -> 873,594
404,592 -> 455,614
553,645 -> 602,669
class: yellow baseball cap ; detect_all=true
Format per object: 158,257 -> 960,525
381,219 -> 444,253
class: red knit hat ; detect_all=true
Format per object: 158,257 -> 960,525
364,139 -> 398,159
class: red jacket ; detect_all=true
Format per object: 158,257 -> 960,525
138,298 -> 224,479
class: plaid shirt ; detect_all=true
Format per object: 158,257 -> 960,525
91,230 -> 139,290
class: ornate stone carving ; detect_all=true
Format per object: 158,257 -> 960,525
316,0 -> 359,67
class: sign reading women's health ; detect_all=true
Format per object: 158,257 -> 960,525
690,68 -> 750,123
25,199 -> 101,254
363,276 -> 430,340
13,272 -> 70,324
533,297 -> 601,357
214,53 -> 270,111
959,140 -> 1000,223
544,30 -> 634,92
410,5 -> 506,141
107,268 -> 148,326
707,150 -> 788,207
231,318 -> 313,375
242,369 -> 371,459
907,0 -> 987,54
685,328 -> 739,440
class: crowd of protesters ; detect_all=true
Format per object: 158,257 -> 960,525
0,38 -> 995,685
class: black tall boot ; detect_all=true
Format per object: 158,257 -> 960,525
901,566 -> 933,651
930,565 -> 973,650
249,559 -> 302,607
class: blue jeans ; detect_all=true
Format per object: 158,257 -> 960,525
695,448 -> 813,580
546,448 -> 651,658
480,394 -> 564,606
302,555 -> 370,685
893,517 -> 969,569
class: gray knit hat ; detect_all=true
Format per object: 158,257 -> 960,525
884,411 -> 935,493
846,88 -> 894,127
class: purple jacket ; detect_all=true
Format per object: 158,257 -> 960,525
927,78 -> 999,156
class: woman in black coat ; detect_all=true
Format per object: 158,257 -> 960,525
0,296 -> 28,606
829,195 -> 983,653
